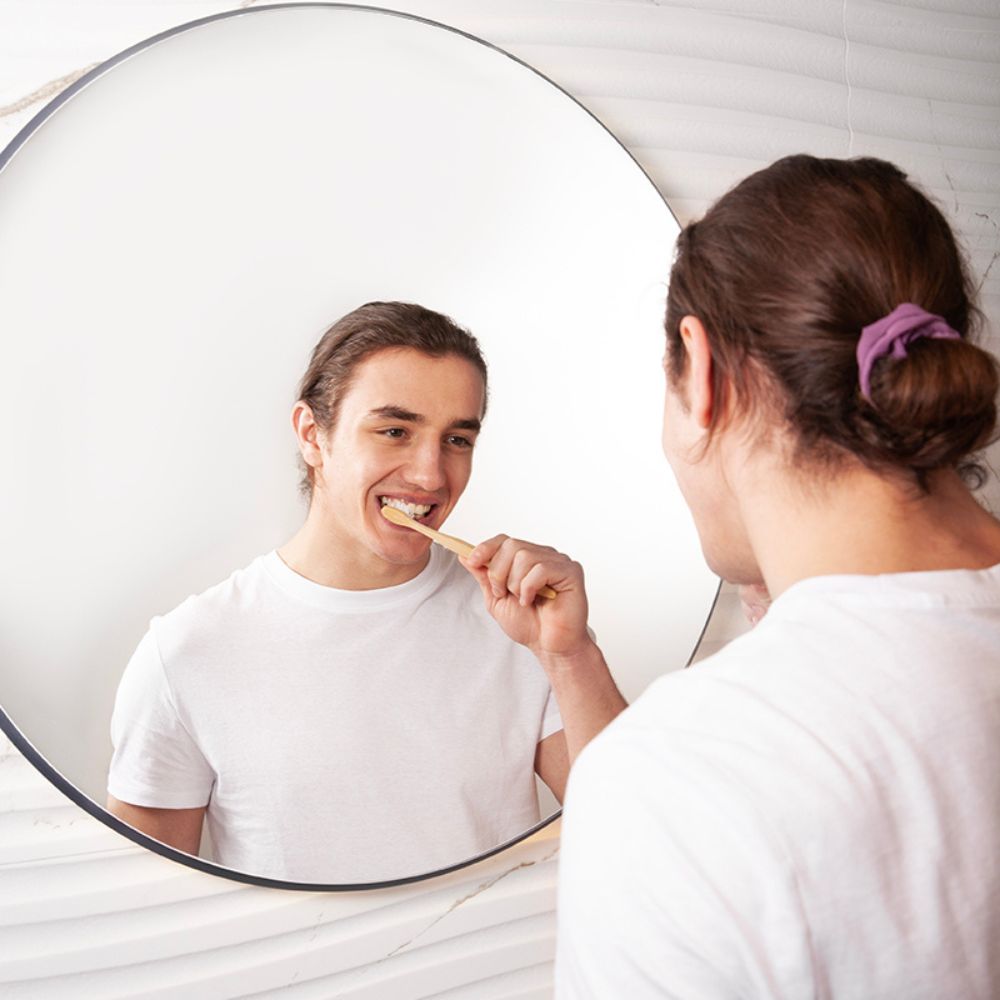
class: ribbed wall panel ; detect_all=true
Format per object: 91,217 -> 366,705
1,2 -> 997,995
0,852 -> 242,925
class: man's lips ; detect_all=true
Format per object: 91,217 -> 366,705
376,494 -> 443,524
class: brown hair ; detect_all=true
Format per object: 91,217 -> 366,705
665,155 -> 998,489
296,301 -> 488,495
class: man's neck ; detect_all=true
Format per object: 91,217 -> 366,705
739,462 -> 1000,599
277,511 -> 429,591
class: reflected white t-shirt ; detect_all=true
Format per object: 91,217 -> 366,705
109,546 -> 562,884
557,564 -> 1000,999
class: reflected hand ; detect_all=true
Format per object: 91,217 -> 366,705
739,582 -> 772,626
462,534 -> 590,658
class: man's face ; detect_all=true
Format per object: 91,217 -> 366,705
309,347 -> 485,587
660,354 -> 758,585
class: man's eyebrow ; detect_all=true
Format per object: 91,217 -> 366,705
366,405 -> 424,423
365,406 -> 481,433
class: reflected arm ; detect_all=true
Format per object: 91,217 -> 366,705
537,640 -> 627,764
106,795 -> 206,855
535,730 -> 570,803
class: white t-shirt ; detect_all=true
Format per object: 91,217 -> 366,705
557,564 -> 1000,999
109,546 -> 562,884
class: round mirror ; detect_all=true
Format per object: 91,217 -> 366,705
0,3 -> 718,888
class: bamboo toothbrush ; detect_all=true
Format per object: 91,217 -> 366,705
380,505 -> 557,600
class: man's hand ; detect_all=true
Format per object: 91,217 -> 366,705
739,583 -> 772,626
461,534 -> 591,660
462,535 -> 627,764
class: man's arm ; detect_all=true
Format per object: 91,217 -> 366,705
535,730 -> 570,803
463,535 -> 627,765
106,795 -> 206,855
535,641 -> 628,763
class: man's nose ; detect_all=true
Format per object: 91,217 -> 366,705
404,440 -> 446,490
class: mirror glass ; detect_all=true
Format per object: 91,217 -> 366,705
0,4 -> 718,887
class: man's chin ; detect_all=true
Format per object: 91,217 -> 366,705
701,542 -> 759,586
372,537 -> 434,569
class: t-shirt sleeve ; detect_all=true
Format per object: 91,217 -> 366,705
108,626 -> 215,809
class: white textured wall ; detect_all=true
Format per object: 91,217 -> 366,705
2,2 -> 997,996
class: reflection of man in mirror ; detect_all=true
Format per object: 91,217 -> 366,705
106,302 -> 572,883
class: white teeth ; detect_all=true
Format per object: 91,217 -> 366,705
380,497 -> 433,519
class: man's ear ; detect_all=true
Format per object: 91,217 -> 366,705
679,315 -> 715,430
291,402 -> 324,471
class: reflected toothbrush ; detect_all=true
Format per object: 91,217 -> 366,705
380,505 -> 557,600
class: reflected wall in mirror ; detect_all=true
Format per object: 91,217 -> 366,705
0,4 -> 718,887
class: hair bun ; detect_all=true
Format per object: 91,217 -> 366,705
857,337 -> 999,477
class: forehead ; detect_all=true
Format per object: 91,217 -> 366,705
340,347 -> 485,418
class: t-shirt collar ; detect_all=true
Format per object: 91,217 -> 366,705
260,544 -> 450,612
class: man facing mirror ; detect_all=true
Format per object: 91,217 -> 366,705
105,301 -> 623,884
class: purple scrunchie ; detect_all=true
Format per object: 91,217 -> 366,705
857,303 -> 962,401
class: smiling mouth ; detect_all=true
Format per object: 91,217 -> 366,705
379,496 -> 437,522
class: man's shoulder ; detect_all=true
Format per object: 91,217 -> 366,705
571,606 -> 941,846
151,554 -> 272,652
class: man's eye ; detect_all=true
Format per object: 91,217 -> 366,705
381,427 -> 406,439
447,434 -> 474,449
